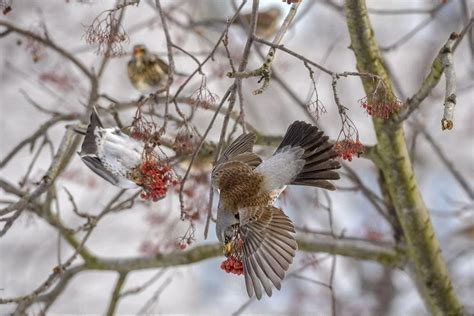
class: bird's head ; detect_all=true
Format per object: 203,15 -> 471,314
132,44 -> 147,58
216,204 -> 241,256
223,226 -> 239,257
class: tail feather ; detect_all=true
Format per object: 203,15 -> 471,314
276,121 -> 340,190
80,107 -> 103,155
302,160 -> 341,173
302,136 -> 331,158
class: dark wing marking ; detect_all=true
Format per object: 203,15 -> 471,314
239,206 -> 297,299
80,155 -> 119,186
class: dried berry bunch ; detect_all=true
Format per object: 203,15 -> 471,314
83,9 -> 129,57
360,81 -> 403,119
334,138 -> 363,161
189,75 -> 219,109
177,222 -> 196,250
130,105 -> 160,147
173,124 -> 200,155
360,97 -> 403,119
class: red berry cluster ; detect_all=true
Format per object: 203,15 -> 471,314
334,139 -> 363,162
220,256 -> 244,275
361,100 -> 402,119
138,160 -> 177,201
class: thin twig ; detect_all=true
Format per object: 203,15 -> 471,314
155,0 -> 175,133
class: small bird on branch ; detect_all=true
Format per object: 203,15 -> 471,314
237,7 -> 282,39
127,44 -> 169,94
213,121 -> 341,299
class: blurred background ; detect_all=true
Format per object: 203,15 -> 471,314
0,0 -> 473,314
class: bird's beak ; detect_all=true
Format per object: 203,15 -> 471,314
223,242 -> 232,256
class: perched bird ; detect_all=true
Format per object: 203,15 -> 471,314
213,121 -> 341,299
238,7 -> 282,39
127,44 -> 169,93
78,107 -> 144,189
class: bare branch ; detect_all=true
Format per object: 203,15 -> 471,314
0,21 -> 94,81
441,33 -> 459,130
0,127 -> 80,236
398,22 -> 472,122
105,272 -> 128,316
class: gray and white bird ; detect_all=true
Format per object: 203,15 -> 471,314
213,121 -> 341,299
78,107 -> 144,189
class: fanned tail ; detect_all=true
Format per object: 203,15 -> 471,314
276,121 -> 341,190
80,106 -> 103,155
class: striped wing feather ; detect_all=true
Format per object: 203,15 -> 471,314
239,205 -> 297,299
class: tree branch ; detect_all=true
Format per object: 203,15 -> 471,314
343,1 -> 464,314
398,20 -> 473,123
83,236 -> 404,272
105,272 -> 128,316
0,21 -> 94,81
0,127 -> 80,236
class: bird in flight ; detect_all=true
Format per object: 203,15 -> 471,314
127,44 -> 169,94
78,107 -> 144,189
213,121 -> 341,299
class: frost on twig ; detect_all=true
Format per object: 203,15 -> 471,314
441,32 -> 459,131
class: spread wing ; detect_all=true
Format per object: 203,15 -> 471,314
80,155 -> 120,186
239,205 -> 297,299
216,133 -> 261,166
212,133 -> 262,188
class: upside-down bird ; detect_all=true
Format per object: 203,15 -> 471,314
127,44 -> 169,93
213,121 -> 341,299
78,107 -> 144,189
